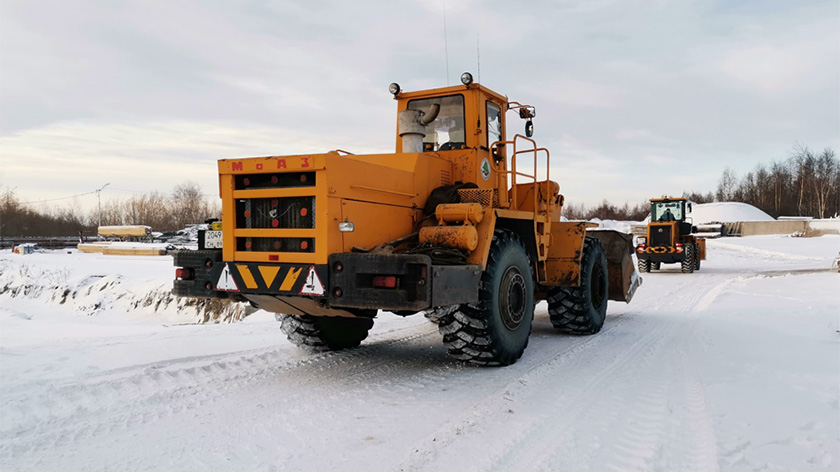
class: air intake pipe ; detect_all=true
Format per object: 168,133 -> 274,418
399,104 -> 440,153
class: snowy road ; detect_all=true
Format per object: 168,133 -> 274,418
1,236 -> 838,471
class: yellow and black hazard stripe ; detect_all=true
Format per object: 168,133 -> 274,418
636,246 -> 684,254
217,263 -> 328,295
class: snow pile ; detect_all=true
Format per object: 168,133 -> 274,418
688,202 -> 774,223
153,224 -> 204,248
0,251 -> 246,323
588,218 -> 638,234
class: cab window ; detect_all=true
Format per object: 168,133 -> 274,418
487,102 -> 502,147
408,94 -> 465,151
652,202 -> 684,221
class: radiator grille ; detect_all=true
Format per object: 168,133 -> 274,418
650,225 -> 672,247
236,197 -> 315,230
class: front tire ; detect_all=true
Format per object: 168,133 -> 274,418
693,243 -> 701,271
436,230 -> 535,366
548,237 -> 609,335
278,311 -> 375,351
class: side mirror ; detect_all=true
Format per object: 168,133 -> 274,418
687,203 -> 693,212
525,120 -> 533,138
492,143 -> 504,163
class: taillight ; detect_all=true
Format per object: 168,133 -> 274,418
373,276 -> 397,288
175,268 -> 194,280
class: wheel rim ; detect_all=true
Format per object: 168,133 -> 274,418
591,263 -> 606,310
499,266 -> 526,330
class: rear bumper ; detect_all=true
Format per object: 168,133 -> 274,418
635,246 -> 685,264
172,250 -> 481,312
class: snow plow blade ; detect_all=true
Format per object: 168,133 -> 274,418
586,229 -> 642,303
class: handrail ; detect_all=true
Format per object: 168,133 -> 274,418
490,134 -> 551,213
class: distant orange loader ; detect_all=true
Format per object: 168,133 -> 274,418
635,196 -> 706,273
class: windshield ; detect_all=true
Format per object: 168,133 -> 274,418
408,94 -> 465,151
651,201 -> 684,221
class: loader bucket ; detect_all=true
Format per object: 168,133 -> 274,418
586,229 -> 642,303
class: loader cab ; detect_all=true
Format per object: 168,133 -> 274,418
390,75 -> 510,153
649,197 -> 694,238
651,199 -> 686,222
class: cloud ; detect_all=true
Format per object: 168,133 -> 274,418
541,79 -> 625,109
1,0 -> 837,211
0,119 -> 394,210
615,129 -> 651,140
642,154 -> 676,164
717,45 -> 820,94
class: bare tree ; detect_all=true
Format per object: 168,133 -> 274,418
715,167 -> 738,202
682,191 -> 714,204
812,148 -> 838,218
171,181 -> 213,229
791,144 -> 816,215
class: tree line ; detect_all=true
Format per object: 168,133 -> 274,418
714,145 -> 839,219
3,144 -> 837,238
567,144 -> 839,221
1,182 -> 220,238
562,200 -> 650,222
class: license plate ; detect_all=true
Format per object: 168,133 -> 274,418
204,230 -> 223,249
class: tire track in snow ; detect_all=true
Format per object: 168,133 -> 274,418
488,313 -> 677,472
396,272 -> 725,472
393,310 -> 647,471
0,318 -> 444,461
710,241 -> 823,262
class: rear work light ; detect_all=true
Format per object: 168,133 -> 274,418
175,268 -> 194,280
372,276 -> 397,289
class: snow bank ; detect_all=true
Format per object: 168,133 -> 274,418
689,202 -> 774,223
597,219 -> 640,234
0,251 -> 246,323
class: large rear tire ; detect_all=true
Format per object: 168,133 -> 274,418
651,261 -> 661,271
548,237 -> 609,335
637,257 -> 650,273
681,244 -> 695,273
436,230 -> 535,366
278,311 -> 375,351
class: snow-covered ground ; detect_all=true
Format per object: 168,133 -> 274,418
1,235 -> 838,471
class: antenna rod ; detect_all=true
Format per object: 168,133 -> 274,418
444,0 -> 449,85
477,33 -> 481,84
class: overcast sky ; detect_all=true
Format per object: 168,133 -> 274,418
1,0 -> 838,213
